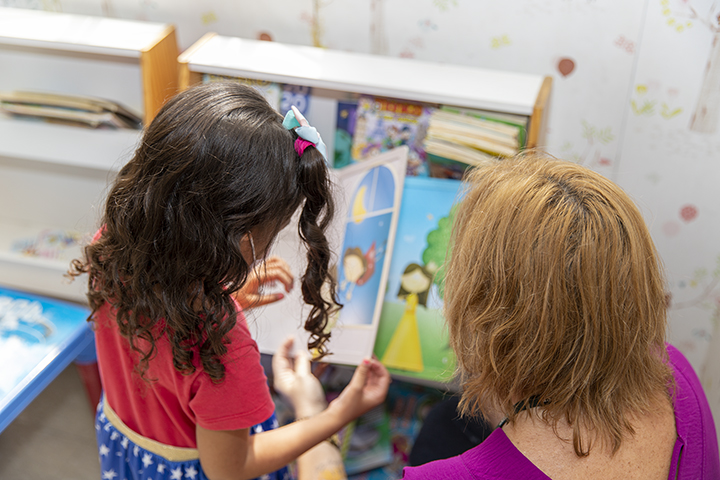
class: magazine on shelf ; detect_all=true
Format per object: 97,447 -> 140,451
251,147 -> 409,365
0,90 -> 142,129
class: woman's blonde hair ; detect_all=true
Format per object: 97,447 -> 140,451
445,153 -> 671,456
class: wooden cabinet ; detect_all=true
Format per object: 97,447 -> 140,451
0,7 -> 178,302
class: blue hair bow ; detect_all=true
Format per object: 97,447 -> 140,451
282,105 -> 328,161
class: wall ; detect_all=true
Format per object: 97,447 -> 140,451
4,0 -> 719,439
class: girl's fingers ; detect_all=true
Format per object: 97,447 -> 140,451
254,262 -> 294,292
273,336 -> 295,372
252,292 -> 285,307
293,348 -> 312,377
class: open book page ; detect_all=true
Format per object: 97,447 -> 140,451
250,147 -> 409,365
373,176 -> 463,383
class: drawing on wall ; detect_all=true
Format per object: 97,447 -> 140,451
662,0 -> 720,133
614,35 -> 636,54
560,119 -> 615,168
667,254 -> 720,348
200,11 -> 217,26
491,34 -> 512,49
301,0 -> 330,48
433,0 -> 458,10
557,57 -> 576,77
371,0 -> 388,55
662,203 -> 699,237
631,84 -> 683,119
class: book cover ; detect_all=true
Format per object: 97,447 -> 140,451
373,176 -> 462,382
253,147 -> 409,366
280,84 -> 312,117
341,405 -> 393,475
334,100 -> 358,169
351,96 -> 431,177
0,286 -> 91,404
347,381 -> 445,480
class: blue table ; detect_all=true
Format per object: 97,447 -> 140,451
0,286 -> 95,434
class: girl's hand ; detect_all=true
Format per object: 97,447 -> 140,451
272,336 -> 328,418
235,256 -> 294,309
327,357 -> 391,424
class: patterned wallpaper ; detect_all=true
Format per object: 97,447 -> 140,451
4,0 -> 719,440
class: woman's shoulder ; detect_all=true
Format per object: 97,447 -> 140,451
401,428 -> 551,480
666,343 -> 720,478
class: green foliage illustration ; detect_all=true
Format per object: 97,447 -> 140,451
422,204 -> 459,296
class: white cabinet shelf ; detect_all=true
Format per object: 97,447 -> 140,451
0,7 -> 179,302
179,33 -> 552,148
0,117 -> 140,171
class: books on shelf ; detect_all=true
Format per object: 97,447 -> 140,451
10,229 -> 84,262
351,96 -> 431,177
423,106 -> 528,179
0,91 -> 142,129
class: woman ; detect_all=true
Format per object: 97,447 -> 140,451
403,154 -> 719,479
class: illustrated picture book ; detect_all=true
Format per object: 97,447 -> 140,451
351,95 -> 432,177
372,176 -> 464,383
0,286 -> 92,431
252,147 -> 409,365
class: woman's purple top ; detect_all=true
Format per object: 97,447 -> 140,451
402,344 -> 719,479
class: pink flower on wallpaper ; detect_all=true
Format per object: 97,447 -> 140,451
662,220 -> 681,237
598,157 -> 612,166
680,204 -> 698,222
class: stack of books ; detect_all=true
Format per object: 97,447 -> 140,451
0,91 -> 142,129
423,106 -> 527,179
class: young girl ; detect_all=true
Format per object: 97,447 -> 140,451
69,82 -> 390,480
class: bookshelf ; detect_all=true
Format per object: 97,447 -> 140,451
178,33 -> 553,162
0,8 -> 179,302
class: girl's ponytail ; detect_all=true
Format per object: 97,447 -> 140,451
282,105 -> 339,358
296,146 -> 337,358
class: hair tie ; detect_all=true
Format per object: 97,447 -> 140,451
282,105 -> 328,162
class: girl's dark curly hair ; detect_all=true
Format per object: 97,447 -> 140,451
69,82 -> 337,382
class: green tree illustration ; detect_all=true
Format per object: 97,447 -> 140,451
422,204 -> 459,298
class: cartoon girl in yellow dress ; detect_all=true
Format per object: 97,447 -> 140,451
381,263 -> 432,372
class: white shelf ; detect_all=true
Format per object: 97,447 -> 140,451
0,116 -> 139,171
0,7 -> 169,58
0,220 -> 87,303
0,8 -> 178,302
180,35 -> 544,116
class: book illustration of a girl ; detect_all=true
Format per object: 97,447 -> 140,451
381,263 -> 432,372
339,242 -> 378,301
